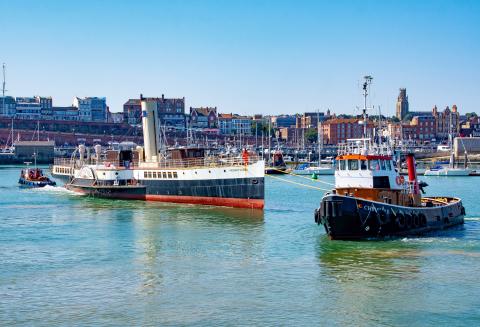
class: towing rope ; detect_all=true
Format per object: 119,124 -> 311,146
266,174 -> 331,192
268,167 -> 335,186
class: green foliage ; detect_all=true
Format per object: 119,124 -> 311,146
391,116 -> 400,123
402,113 -> 414,122
251,121 -> 274,136
305,128 -> 318,143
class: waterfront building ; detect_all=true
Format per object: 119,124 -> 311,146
321,118 -> 373,144
296,112 -> 325,129
73,97 -> 108,122
278,127 -> 297,142
13,140 -> 55,162
123,95 -> 186,129
219,113 -> 252,136
123,99 -> 142,125
15,97 -> 42,120
396,88 -> 409,120
52,106 -> 79,121
190,107 -> 218,129
410,115 -> 436,141
36,96 -> 53,118
0,96 -> 16,117
272,115 -> 296,128
156,94 -> 186,130
109,112 -> 124,124
433,104 -> 460,139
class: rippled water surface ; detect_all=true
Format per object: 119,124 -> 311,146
1,166 -> 480,326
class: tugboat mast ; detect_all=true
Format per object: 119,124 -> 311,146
362,75 -> 373,138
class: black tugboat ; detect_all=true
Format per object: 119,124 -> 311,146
315,143 -> 465,240
314,77 -> 465,240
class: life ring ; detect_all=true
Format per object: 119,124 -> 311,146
395,175 -> 405,185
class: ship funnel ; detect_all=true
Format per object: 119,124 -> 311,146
94,144 -> 102,164
406,153 -> 419,194
141,98 -> 159,162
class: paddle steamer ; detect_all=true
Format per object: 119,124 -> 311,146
52,97 -> 265,209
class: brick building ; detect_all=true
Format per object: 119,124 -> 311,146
321,118 -> 374,145
190,107 -> 218,129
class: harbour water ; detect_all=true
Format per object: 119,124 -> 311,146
1,165 -> 479,326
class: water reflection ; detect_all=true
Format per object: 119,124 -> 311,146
316,236 -> 424,282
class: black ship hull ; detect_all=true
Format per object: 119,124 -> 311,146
315,194 -> 465,240
66,177 -> 265,209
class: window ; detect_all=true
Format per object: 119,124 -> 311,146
380,160 -> 386,170
385,160 -> 391,170
369,159 -> 380,171
144,171 -> 147,178
147,171 -> 152,178
339,160 -> 346,170
348,159 -> 359,170
168,172 -> 173,178
360,160 -> 367,170
162,172 -> 167,178
152,172 -> 157,178
173,172 -> 178,178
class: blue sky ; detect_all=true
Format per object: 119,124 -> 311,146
1,0 -> 479,115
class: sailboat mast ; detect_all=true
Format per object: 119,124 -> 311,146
2,63 -> 6,117
317,110 -> 321,165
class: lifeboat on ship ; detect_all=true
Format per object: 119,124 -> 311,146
315,138 -> 465,240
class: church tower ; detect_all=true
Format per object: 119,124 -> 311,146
396,88 -> 409,120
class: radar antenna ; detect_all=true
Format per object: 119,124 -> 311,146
362,75 -> 373,138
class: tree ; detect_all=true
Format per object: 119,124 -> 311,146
305,128 -> 318,143
391,116 -> 400,123
251,121 -> 274,137
402,113 -> 413,122
466,112 -> 478,120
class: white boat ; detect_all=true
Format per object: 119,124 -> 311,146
424,166 -> 471,176
292,164 -> 334,175
292,113 -> 334,175
424,116 -> 471,176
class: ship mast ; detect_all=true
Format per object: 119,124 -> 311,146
2,63 -> 6,117
362,75 -> 373,138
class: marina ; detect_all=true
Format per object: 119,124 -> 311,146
2,0 -> 480,325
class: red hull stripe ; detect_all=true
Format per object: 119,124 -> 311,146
145,194 -> 264,209
67,186 -> 264,209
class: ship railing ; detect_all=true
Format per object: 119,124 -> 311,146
153,155 -> 263,169
54,155 -> 263,170
337,140 -> 393,157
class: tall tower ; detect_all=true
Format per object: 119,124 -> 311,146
396,88 -> 409,120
